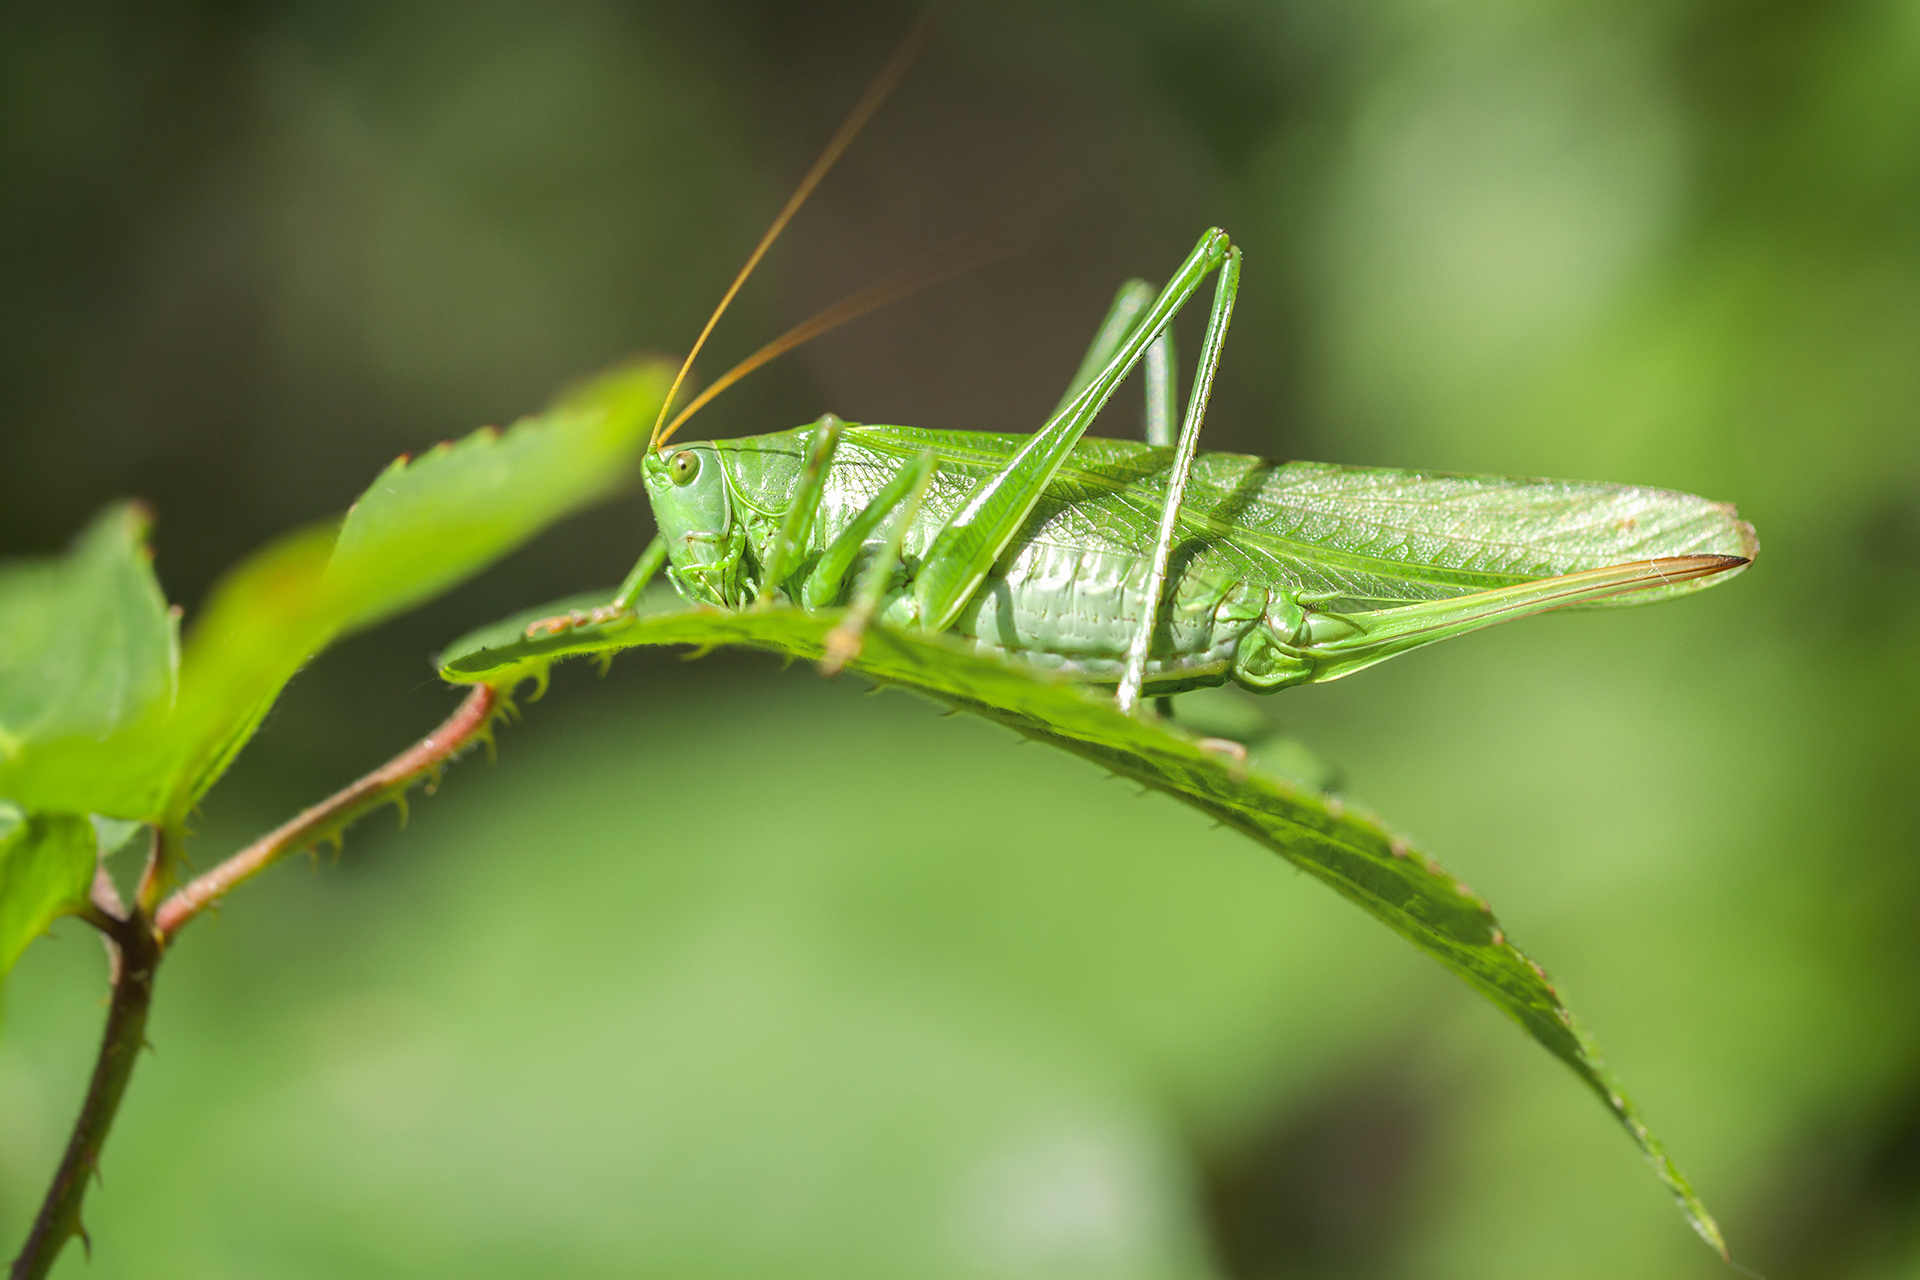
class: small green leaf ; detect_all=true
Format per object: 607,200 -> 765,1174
151,525 -> 342,819
0,524 -> 339,820
441,596 -> 1726,1257
329,362 -> 670,629
0,806 -> 95,980
0,360 -> 671,824
0,503 -> 176,759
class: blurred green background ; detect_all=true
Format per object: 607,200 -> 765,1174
2,0 -> 1917,1276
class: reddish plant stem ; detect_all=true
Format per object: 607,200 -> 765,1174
8,893 -> 157,1280
132,825 -> 180,918
8,683 -> 501,1278
155,683 -> 498,942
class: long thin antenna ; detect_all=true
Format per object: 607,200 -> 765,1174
657,226 -> 1015,446
648,3 -> 948,454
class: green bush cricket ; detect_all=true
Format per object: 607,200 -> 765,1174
541,13 -> 1755,717
466,16 -> 1757,1250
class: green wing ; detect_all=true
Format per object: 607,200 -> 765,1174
847,426 -> 1755,610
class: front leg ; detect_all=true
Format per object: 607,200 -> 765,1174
609,535 -> 669,612
525,534 -> 668,636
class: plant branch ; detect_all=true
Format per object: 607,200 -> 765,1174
133,825 -> 179,918
7,904 -> 157,1280
90,861 -> 127,922
155,683 -> 500,942
9,685 -> 502,1277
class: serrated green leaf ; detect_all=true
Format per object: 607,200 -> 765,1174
0,522 -> 341,821
328,363 -> 672,630
147,359 -> 669,821
0,360 -> 672,824
137,523 -> 343,821
0,806 -> 95,980
440,595 -> 1726,1257
0,503 -> 176,761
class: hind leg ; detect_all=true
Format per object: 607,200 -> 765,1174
1116,245 -> 1243,713
1052,279 -> 1180,447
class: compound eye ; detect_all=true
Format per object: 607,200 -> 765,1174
669,450 -> 701,486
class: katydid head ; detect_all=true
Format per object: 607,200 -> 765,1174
642,443 -> 746,607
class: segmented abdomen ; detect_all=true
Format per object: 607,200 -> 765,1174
946,538 -> 1268,687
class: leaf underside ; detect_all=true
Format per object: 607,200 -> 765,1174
440,592 -> 1727,1257
0,810 -> 96,980
0,504 -> 176,757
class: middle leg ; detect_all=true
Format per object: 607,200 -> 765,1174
756,412 -> 846,604
819,448 -> 937,674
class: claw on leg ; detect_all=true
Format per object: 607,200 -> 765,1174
523,604 -> 630,639
819,612 -> 869,676
1196,736 -> 1250,782
525,610 -> 587,637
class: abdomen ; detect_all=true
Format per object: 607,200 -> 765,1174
945,537 -> 1266,689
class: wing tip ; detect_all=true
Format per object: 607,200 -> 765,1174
1709,500 -> 1760,563
1637,553 -> 1749,588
